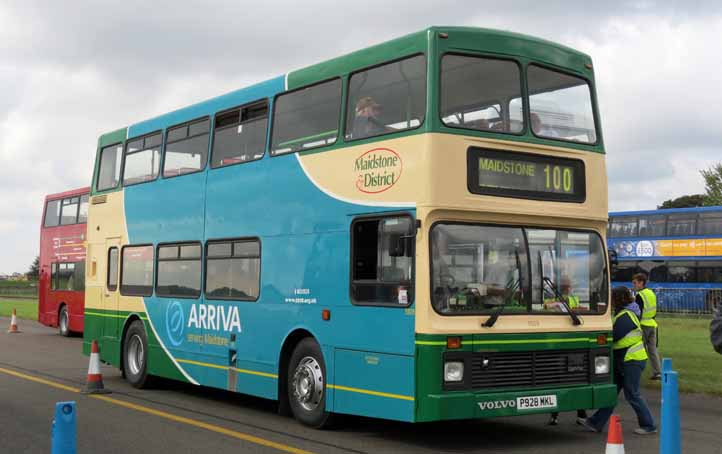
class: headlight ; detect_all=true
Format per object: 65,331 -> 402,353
595,356 -> 610,375
444,361 -> 464,382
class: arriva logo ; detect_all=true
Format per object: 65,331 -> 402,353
165,301 -> 185,347
478,400 -> 516,410
354,148 -> 403,194
188,304 -> 242,333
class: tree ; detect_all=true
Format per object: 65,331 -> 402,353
658,194 -> 707,209
701,163 -> 722,206
27,256 -> 40,281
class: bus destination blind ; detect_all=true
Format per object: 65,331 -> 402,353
467,147 -> 586,202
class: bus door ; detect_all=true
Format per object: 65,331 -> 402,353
102,238 -> 121,344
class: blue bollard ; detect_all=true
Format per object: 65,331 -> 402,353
51,401 -> 77,454
662,357 -> 673,373
660,359 -> 681,454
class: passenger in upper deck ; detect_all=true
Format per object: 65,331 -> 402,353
530,112 -> 559,138
351,96 -> 388,139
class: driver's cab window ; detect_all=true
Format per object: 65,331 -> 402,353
431,224 -> 527,313
528,229 -> 600,312
351,215 -> 414,306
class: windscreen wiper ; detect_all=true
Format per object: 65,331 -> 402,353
543,276 -> 582,326
483,250 -> 523,328
536,251 -> 581,326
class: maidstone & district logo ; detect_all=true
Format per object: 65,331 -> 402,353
354,148 -> 403,194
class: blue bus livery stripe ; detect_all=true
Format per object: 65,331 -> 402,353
617,256 -> 722,261
178,359 -> 413,401
609,206 -> 722,217
609,235 -> 722,241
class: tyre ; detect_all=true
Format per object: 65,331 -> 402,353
287,338 -> 333,428
123,320 -> 151,388
58,305 -> 70,337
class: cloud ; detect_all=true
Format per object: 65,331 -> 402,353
1,1 -> 721,272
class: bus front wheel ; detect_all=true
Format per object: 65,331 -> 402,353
287,338 -> 333,428
58,306 -> 70,337
123,320 -> 151,389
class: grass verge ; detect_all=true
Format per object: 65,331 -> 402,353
643,315 -> 722,396
0,298 -> 38,320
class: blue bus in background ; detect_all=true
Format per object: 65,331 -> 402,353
608,206 -> 722,313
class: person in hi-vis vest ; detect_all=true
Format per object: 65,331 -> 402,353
578,286 -> 657,435
632,273 -> 661,380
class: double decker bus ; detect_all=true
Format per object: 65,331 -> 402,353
39,187 -> 89,336
84,27 -> 615,427
609,206 -> 722,312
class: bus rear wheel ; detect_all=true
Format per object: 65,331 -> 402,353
58,306 -> 70,337
123,320 -> 151,389
287,338 -> 333,428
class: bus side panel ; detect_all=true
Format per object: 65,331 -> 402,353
333,349 -> 414,422
63,292 -> 84,332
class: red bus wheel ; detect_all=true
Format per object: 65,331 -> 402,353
58,306 -> 70,337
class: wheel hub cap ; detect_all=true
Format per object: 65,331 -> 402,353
128,334 -> 144,375
292,357 -> 323,411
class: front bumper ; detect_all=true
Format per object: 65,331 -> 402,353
416,383 -> 617,422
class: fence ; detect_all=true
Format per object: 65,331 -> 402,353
654,287 -> 721,315
0,285 -> 38,299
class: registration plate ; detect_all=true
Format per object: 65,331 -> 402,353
516,395 -> 557,410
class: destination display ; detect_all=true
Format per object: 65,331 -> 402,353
467,148 -> 586,202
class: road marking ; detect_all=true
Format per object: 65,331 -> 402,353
90,394 -> 313,454
0,366 -> 313,454
0,367 -> 79,393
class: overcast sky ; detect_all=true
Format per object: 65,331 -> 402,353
1,0 -> 721,273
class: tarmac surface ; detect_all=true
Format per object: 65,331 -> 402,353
1,317 -> 721,453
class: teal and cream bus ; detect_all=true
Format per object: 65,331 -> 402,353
83,26 -> 615,427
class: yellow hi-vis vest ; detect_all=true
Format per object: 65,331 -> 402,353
613,309 -> 648,362
567,295 -> 580,309
638,288 -> 658,328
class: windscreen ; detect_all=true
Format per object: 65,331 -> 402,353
431,223 -> 608,315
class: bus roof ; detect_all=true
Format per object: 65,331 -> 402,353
44,186 -> 90,202
288,26 -> 592,88
609,206 -> 722,217
96,26 -> 594,147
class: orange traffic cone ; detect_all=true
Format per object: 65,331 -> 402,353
7,308 -> 20,333
81,340 -> 111,394
605,415 -> 625,454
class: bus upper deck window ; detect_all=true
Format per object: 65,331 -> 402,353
97,144 -> 123,191
270,79 -> 341,155
528,65 -> 597,144
440,54 -> 523,134
345,55 -> 426,141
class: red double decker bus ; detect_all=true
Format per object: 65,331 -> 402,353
39,187 -> 89,336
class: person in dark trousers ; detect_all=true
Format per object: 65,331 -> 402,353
548,410 -> 587,426
632,273 -> 661,380
579,286 -> 657,435
711,302 -> 722,354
